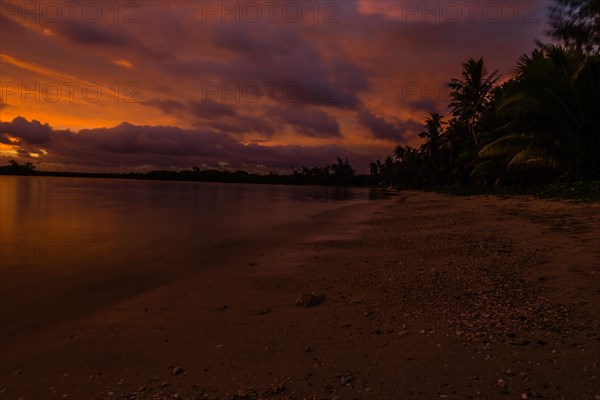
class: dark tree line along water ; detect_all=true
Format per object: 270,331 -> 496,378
370,0 -> 600,188
0,157 -> 373,187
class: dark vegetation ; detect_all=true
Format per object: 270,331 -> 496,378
369,0 -> 599,199
0,157 -> 372,187
383,0 -> 600,202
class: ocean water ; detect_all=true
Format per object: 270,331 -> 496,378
0,176 -> 386,330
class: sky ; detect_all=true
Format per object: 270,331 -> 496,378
0,0 -> 549,173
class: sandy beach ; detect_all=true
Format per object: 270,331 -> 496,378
1,191 -> 599,399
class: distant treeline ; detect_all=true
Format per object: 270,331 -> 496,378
0,158 -> 375,187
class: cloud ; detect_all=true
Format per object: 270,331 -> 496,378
275,106 -> 341,138
0,0 -> 548,158
112,59 -> 134,69
145,99 -> 187,115
188,99 -> 237,118
145,98 -> 274,136
145,98 -> 340,139
357,110 -> 421,142
0,117 -> 373,172
0,117 -> 53,144
53,21 -> 133,47
204,116 -> 276,137
162,23 -> 369,110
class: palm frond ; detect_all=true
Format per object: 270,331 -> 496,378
478,135 -> 534,158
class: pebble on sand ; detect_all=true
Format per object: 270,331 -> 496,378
295,293 -> 326,307
172,366 -> 185,376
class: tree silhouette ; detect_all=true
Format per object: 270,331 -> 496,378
448,58 -> 499,145
548,0 -> 600,54
1,160 -> 37,175
418,113 -> 444,159
476,46 -> 600,182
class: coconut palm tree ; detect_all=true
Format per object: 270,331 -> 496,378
448,58 -> 500,145
476,46 -> 600,182
548,0 -> 600,54
418,113 -> 444,159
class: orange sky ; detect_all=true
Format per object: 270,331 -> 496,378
0,0 -> 548,172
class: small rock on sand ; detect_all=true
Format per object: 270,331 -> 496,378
172,366 -> 185,376
295,293 -> 326,307
340,373 -> 355,386
256,306 -> 272,315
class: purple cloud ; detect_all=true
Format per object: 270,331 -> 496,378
0,117 -> 53,144
357,110 -> 420,142
0,117 -> 374,172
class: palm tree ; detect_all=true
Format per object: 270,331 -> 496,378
418,113 -> 444,159
477,46 -> 599,181
548,0 -> 600,54
448,58 -> 500,145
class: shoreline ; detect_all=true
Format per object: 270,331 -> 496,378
0,196 -> 393,343
2,173 -> 598,202
1,191 -> 599,399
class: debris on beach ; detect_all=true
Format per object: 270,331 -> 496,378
256,306 -> 272,315
295,293 -> 326,307
231,388 -> 258,399
339,372 -> 356,386
267,381 -> 287,395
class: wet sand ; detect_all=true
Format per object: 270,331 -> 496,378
1,191 -> 599,399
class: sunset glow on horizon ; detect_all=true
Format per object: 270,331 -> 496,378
1,0 -> 548,172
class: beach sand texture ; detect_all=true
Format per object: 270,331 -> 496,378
1,191 -> 599,399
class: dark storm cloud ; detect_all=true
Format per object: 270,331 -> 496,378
146,99 -> 239,119
201,115 -> 277,136
0,117 -> 370,171
144,98 -> 274,136
144,99 -> 187,115
53,21 -> 132,47
275,106 -> 341,138
0,117 -> 53,144
145,98 -> 340,139
357,110 -> 421,142
162,23 -> 368,110
188,100 -> 238,118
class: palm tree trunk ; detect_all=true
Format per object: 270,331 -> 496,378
469,122 -> 479,145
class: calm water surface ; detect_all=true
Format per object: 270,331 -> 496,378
1,176 -> 382,265
0,176 -> 386,327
